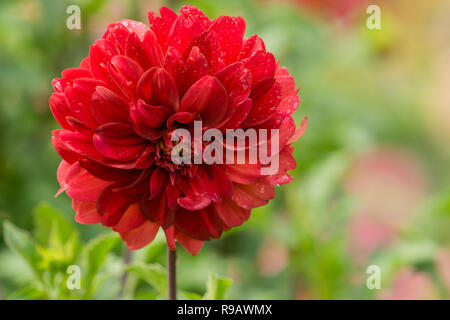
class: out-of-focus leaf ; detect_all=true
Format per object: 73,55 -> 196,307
7,285 -> 47,300
127,263 -> 167,297
203,273 -> 232,300
182,291 -> 203,300
82,233 -> 120,296
3,221 -> 42,277
33,202 -> 76,246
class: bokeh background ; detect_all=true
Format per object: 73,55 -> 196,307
0,0 -> 449,300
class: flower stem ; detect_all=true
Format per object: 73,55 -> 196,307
168,248 -> 177,300
117,247 -> 131,299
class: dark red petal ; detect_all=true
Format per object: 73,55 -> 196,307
164,226 -> 176,250
93,123 -> 147,161
136,67 -> 157,102
120,220 -> 159,250
200,208 -> 223,238
179,76 -> 228,127
143,29 -> 164,67
166,112 -> 195,129
209,16 -> 246,64
174,208 -> 211,240
73,199 -> 102,224
130,100 -> 170,140
91,86 -> 129,124
79,157 -> 141,181
152,68 -> 179,111
175,232 -> 204,256
113,203 -> 147,233
213,197 -> 250,228
97,182 -> 131,227
141,193 -> 171,228
231,181 -> 275,209
266,146 -> 297,186
149,167 -> 168,198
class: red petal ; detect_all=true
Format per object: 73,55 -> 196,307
216,62 -> 252,106
167,11 -> 204,56
177,197 -> 211,210
108,55 -> 143,98
59,130 -> 104,160
89,39 -> 119,84
149,167 -> 168,198
91,86 -> 129,124
120,220 -> 159,250
52,130 -> 82,164
166,112 -> 195,129
64,85 -> 98,129
231,181 -> 275,209
190,31 -> 225,74
180,5 -> 211,29
113,203 -> 147,233
221,98 -> 252,130
125,32 -> 150,69
130,100 -> 170,140
64,162 -> 111,202
174,208 -> 211,240
239,35 -> 266,59
214,197 -> 250,228
97,182 -> 131,227
244,50 -> 276,87
143,29 -> 164,67
50,93 -> 72,130
164,226 -> 176,250
287,117 -> 308,144
176,232 -> 204,256
209,16 -> 246,64
148,7 -> 178,52
79,157 -> 141,181
73,199 -> 102,224
179,76 -> 228,127
241,81 -> 281,127
224,163 -> 263,184
93,123 -> 147,161
152,68 -> 179,111
181,46 -> 209,95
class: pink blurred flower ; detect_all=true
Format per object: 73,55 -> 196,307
379,268 -> 439,300
345,148 -> 428,263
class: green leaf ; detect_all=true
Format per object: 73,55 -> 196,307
203,273 -> 232,300
127,263 -> 167,297
33,202 -> 77,246
3,221 -> 41,277
182,291 -> 203,300
7,285 -> 47,300
82,233 -> 120,294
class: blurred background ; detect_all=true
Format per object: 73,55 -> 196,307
0,0 -> 449,300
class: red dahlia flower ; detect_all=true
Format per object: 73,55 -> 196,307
50,5 -> 307,255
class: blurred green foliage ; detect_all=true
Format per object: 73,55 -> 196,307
0,0 -> 449,299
